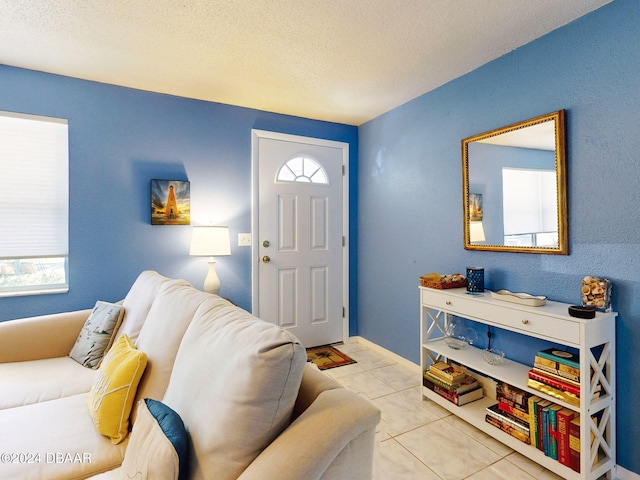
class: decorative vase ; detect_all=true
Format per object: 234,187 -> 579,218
581,276 -> 611,312
466,267 -> 484,292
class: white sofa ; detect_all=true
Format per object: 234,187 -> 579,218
0,271 -> 380,479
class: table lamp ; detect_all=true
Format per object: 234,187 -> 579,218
469,221 -> 486,243
189,226 -> 231,294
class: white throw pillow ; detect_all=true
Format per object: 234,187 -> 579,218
119,398 -> 188,480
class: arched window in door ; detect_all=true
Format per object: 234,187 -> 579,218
276,156 -> 329,184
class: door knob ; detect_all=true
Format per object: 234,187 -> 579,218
262,255 -> 271,264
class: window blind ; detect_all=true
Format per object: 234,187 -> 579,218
0,111 -> 69,259
502,167 -> 557,235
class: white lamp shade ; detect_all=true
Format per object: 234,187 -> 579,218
469,221 -> 486,243
190,226 -> 231,256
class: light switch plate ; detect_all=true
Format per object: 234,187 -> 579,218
238,233 -> 252,246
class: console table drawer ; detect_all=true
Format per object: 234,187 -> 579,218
420,287 -> 580,344
491,310 -> 579,344
420,288 -> 477,315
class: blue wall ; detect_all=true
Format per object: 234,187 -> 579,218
0,65 -> 358,328
358,0 -> 639,473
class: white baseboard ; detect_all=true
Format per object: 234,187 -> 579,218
348,336 -> 638,480
617,466 -> 640,480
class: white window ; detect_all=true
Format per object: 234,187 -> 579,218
502,167 -> 558,247
276,157 -> 328,184
0,110 -> 69,297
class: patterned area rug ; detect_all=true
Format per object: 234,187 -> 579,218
306,345 -> 357,370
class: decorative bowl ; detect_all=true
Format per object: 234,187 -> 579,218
444,321 -> 478,350
483,348 -> 505,365
444,336 -> 470,350
490,289 -> 547,307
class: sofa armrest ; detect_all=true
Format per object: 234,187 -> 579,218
238,387 -> 381,480
0,309 -> 91,363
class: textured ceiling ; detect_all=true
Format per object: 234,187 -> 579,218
0,0 -> 611,125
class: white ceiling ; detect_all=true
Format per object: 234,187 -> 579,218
477,120 -> 557,151
0,1 -> 611,126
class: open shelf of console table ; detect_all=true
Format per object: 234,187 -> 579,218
419,286 -> 616,480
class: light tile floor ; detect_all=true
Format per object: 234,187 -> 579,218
323,341 -> 564,480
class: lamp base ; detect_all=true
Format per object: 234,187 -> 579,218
203,259 -> 221,295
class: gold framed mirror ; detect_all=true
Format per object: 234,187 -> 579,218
462,110 -> 567,254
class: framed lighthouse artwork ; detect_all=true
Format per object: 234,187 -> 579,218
151,179 -> 191,225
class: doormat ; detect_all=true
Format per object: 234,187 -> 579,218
306,345 -> 357,370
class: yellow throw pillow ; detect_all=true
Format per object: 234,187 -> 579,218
87,334 -> 147,444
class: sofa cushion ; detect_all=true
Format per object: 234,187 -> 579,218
132,279 -> 213,407
119,399 -> 188,480
117,270 -> 172,343
0,356 -> 96,410
162,297 -> 306,480
87,334 -> 147,444
0,393 -> 128,479
69,301 -> 124,368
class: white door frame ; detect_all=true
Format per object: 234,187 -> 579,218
251,129 -> 349,344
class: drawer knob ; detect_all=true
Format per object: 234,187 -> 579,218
445,301 -> 452,305
522,319 -> 529,325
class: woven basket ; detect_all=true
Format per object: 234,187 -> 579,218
420,276 -> 467,289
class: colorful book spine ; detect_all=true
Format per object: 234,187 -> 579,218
497,401 -> 530,423
542,405 -> 550,456
529,369 -> 581,397
557,408 -> 577,467
486,404 -> 530,435
536,400 -> 551,451
532,365 -> 580,387
485,414 -> 531,445
569,416 -> 581,472
495,381 -> 531,407
423,370 -> 478,394
537,348 -> 580,369
548,404 -> 563,460
527,379 -> 580,407
423,377 -> 483,406
528,395 -> 542,448
428,361 -> 466,385
534,356 -> 580,382
496,393 -> 530,413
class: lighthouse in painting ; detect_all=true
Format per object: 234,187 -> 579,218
151,179 -> 190,225
165,185 -> 178,219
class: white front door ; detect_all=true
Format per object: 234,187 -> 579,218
251,130 -> 348,348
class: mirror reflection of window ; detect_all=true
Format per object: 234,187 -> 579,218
502,167 -> 558,247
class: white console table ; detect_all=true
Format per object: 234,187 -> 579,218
419,286 -> 616,480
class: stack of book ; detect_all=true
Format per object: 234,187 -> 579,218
423,361 -> 483,406
485,381 -> 532,445
526,348 -> 583,406
484,379 -> 583,472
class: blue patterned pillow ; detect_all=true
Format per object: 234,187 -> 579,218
121,399 -> 189,480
